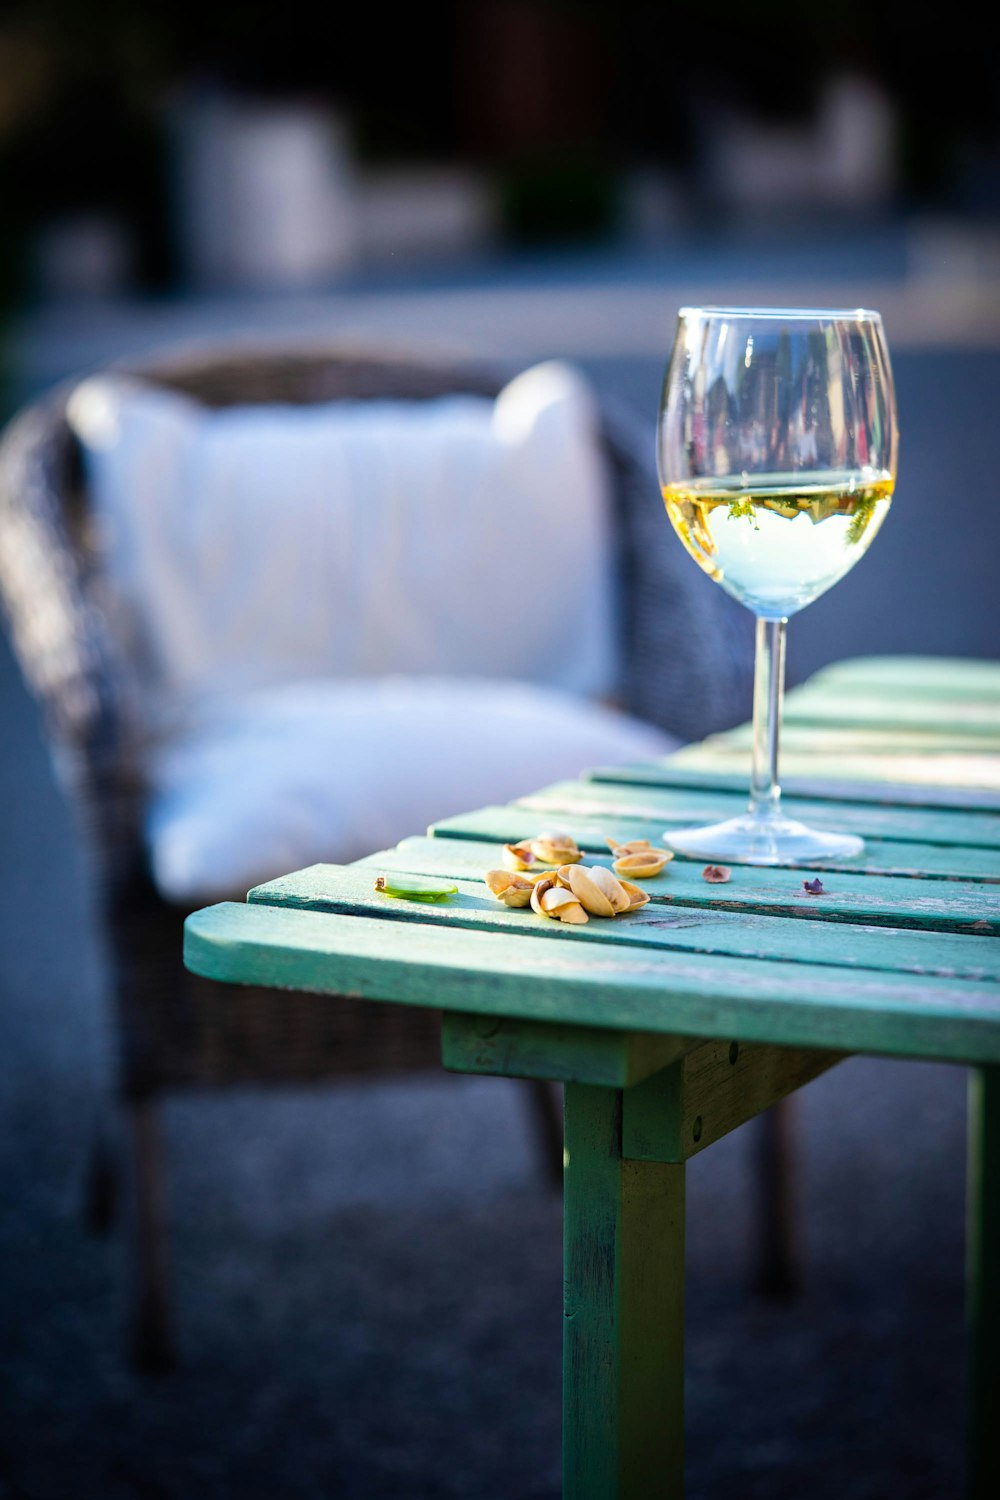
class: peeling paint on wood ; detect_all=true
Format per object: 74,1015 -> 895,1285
185,902 -> 1000,1063
250,864 -> 1000,981
347,836 -> 1000,933
563,1084 -> 684,1497
428,806 -> 1000,883
514,778 -> 1000,850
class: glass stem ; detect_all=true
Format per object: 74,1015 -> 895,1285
749,616 -> 787,822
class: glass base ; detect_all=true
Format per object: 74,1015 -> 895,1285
662,812 -> 863,867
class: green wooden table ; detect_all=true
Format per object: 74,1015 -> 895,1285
185,656 -> 1000,1498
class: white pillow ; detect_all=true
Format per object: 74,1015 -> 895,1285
68,361 -> 617,724
146,677 -> 676,901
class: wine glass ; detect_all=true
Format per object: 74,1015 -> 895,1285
657,306 -> 898,864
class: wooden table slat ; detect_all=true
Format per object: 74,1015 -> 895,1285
515,778 -> 1000,851
782,689 -> 1000,737
249,864 -> 1000,981
671,737 -> 1000,794
428,805 -> 1000,884
184,901 -> 1000,1064
348,835 -> 1000,934
805,656 -> 1000,699
584,762 -> 1000,812
687,722 -> 1000,756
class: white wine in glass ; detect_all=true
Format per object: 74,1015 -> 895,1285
657,307 -> 899,865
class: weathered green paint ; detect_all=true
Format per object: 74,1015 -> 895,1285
427,805 -> 1000,882
351,836 -> 1000,933
584,762 -> 1000,814
693,721 -> 1000,756
184,903 -> 1000,1064
966,1065 -> 1000,1499
250,863 -> 1000,981
671,733 -> 1000,794
782,689 -> 1000,737
440,1012 -> 695,1087
807,656 -> 1000,699
183,652 -> 1000,1498
563,1084 -> 684,1498
623,1040 -> 844,1163
514,778 -> 1000,850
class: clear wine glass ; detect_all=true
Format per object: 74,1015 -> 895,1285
657,306 -> 898,864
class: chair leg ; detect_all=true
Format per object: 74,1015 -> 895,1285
83,1121 -> 118,1235
525,1079 -> 564,1188
127,1098 -> 176,1372
754,1096 -> 801,1298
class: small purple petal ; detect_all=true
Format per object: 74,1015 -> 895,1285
802,877 -> 825,895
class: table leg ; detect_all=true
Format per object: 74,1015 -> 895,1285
967,1065 -> 1000,1499
563,1083 -> 685,1499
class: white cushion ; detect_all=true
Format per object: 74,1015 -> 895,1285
146,677 -> 676,901
67,360 -> 618,723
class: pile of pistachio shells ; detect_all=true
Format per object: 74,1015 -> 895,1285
484,832 -> 672,925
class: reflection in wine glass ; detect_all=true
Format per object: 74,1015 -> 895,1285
657,307 -> 898,865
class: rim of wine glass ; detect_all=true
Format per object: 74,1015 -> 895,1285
678,305 -> 883,322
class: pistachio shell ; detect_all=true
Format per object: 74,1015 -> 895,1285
502,842 -> 536,871
529,832 -> 583,866
502,888 -> 534,908
566,865 -> 616,917
613,850 -> 672,879
540,886 -> 585,916
606,837 -> 653,855
484,869 -> 533,907
587,864 -> 632,913
616,878 -> 650,912
556,900 -> 589,925
530,875 -> 556,916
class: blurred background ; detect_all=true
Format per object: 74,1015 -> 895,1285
0,2 -> 997,1496
1,0 -> 998,670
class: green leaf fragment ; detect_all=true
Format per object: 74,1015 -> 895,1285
374,874 -> 457,902
726,498 -> 760,528
845,496 -> 877,546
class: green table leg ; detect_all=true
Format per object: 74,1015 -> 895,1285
967,1065 -> 1000,1499
563,1083 -> 685,1498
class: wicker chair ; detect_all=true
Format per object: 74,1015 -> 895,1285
0,343 -> 759,1370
